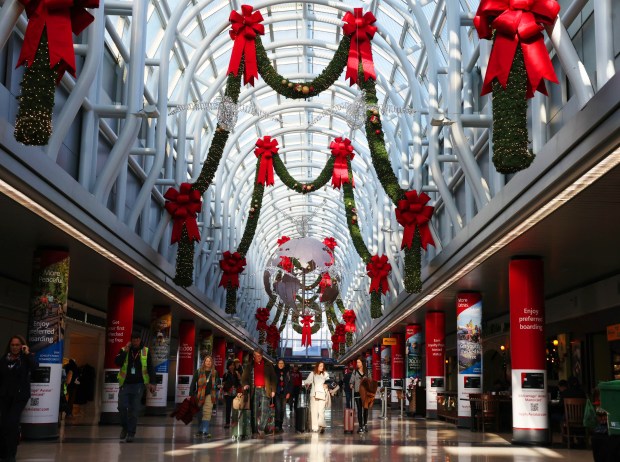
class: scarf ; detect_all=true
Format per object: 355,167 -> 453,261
196,369 -> 212,407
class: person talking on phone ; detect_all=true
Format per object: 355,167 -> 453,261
115,332 -> 156,443
0,335 -> 38,462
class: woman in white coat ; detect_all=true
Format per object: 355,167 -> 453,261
303,360 -> 329,433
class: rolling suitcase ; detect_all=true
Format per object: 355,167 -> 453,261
231,409 -> 252,440
344,407 -> 355,433
295,389 -> 309,433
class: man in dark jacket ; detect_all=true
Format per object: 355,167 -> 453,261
0,335 -> 38,462
115,332 -> 156,442
273,359 -> 292,433
241,348 -> 276,438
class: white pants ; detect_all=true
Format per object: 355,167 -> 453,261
310,396 -> 326,431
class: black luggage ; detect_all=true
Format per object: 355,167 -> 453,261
295,389 -> 309,433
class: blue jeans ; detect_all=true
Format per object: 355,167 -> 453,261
118,383 -> 144,435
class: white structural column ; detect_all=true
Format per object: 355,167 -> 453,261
593,0 -> 615,89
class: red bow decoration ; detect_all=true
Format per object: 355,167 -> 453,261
255,308 -> 270,331
277,235 -> 290,247
331,333 -> 340,351
474,0 -> 560,98
164,183 -> 202,244
395,190 -> 435,250
301,315 -> 313,347
255,136 -> 278,185
343,310 -> 357,333
266,324 -> 280,349
329,137 -> 355,188
228,5 -> 264,86
366,255 -> 392,295
278,256 -> 293,273
218,251 -> 246,288
17,0 -> 99,83
335,324 -> 346,344
319,273 -> 332,294
323,237 -> 337,250
342,8 -> 377,85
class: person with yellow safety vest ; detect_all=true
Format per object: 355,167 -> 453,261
114,332 -> 156,443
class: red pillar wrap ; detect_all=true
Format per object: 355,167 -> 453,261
102,285 -> 134,414
372,344 -> 381,381
425,311 -> 445,416
213,337 -> 227,377
391,333 -> 405,380
509,258 -> 547,443
176,320 -> 195,403
237,349 -> 244,363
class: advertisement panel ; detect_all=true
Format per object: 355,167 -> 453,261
372,345 -> 381,382
457,292 -> 482,425
101,286 -> 134,415
510,258 -> 547,443
146,306 -> 172,408
176,320 -> 195,403
198,330 -> 214,367
425,312 -> 445,416
391,334 -> 404,402
22,249 -> 69,436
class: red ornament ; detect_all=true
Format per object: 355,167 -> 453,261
395,190 -> 435,250
342,8 -> 377,85
218,251 -> 246,288
375,129 -> 381,135
278,256 -> 293,273
227,5 -> 265,86
301,315 -> 313,347
277,235 -> 290,247
17,0 -> 99,83
323,237 -> 337,251
255,307 -> 270,331
319,273 -> 332,294
254,136 -> 278,185
366,255 -> 392,295
474,0 -> 560,98
164,183 -> 202,244
343,310 -> 357,333
330,137 -> 355,188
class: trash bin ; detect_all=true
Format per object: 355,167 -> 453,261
599,380 -> 620,435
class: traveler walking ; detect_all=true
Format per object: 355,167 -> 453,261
303,361 -> 329,433
273,359 -> 292,433
190,355 -> 219,438
241,348 -> 276,438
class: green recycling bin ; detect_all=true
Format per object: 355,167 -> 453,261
599,380 -> 620,435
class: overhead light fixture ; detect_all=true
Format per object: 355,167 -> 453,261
430,116 -> 455,127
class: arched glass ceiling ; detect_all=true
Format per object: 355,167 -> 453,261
103,0 -> 486,331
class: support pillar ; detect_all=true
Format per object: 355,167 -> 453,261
425,312 -> 445,419
457,292 -> 483,428
22,249 -> 70,439
510,257 -> 547,444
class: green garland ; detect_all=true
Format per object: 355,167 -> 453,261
14,30 -> 57,146
370,292 -> 382,319
173,228 -> 195,286
325,303 -> 339,334
256,35 -> 350,99
336,298 -> 346,314
303,273 -> 323,291
343,180 -> 371,263
361,76 -> 405,204
225,288 -> 238,315
404,230 -> 422,293
346,332 -> 353,347
278,309 -> 289,333
273,155 -> 334,194
491,45 -> 531,173
291,309 -> 322,335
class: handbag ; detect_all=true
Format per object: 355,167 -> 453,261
233,390 -> 250,410
313,374 -> 326,400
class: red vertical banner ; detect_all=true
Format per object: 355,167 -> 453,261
425,311 -> 445,417
391,333 -> 404,403
510,257 -> 547,444
176,320 -> 195,403
372,344 -> 381,381
457,292 -> 482,426
101,286 -> 134,417
213,337 -> 226,377
236,349 -> 244,364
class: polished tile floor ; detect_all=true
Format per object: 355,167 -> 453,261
18,401 -> 594,461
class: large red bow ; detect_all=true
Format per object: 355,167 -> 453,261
255,308 -> 270,331
342,8 -> 377,85
323,237 -> 337,250
277,235 -> 290,247
164,183 -> 202,244
301,315 -> 313,346
17,0 -> 99,83
395,190 -> 435,250
255,136 -> 278,185
366,255 -> 392,295
266,324 -> 280,349
474,0 -> 560,98
330,137 -> 355,188
278,256 -> 293,273
218,251 -> 246,288
343,310 -> 356,333
335,324 -> 346,344
331,333 -> 340,351
319,273 -> 332,294
228,5 -> 264,86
